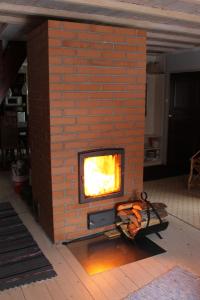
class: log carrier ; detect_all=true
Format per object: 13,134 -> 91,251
116,192 -> 169,240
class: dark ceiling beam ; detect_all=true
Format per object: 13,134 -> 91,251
0,41 -> 26,103
0,40 -> 3,82
0,23 -> 7,35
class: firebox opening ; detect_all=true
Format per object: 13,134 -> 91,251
79,149 -> 124,203
84,154 -> 121,197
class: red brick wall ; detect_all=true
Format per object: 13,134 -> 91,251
28,23 -> 54,240
48,20 -> 146,242
28,20 -> 146,242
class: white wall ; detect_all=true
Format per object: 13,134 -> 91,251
145,74 -> 156,136
145,74 -> 165,137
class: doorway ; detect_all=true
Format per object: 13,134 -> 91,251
144,71 -> 200,181
167,72 -> 200,173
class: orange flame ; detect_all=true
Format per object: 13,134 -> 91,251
84,154 -> 121,198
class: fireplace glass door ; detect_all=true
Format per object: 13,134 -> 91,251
79,149 -> 124,203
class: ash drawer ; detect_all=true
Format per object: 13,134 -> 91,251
88,209 -> 116,230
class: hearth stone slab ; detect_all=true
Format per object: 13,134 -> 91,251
65,234 -> 166,275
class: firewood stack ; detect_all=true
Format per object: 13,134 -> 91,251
116,199 -> 168,239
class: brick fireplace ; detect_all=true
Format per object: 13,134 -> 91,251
28,20 -> 146,242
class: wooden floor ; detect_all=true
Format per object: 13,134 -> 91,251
145,175 -> 200,230
1,172 -> 200,300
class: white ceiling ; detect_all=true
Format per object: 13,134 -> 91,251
1,0 -> 200,53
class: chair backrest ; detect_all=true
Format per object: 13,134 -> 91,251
191,150 -> 200,160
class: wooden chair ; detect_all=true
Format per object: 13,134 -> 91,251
188,150 -> 200,190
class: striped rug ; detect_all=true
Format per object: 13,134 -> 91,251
0,202 -> 56,291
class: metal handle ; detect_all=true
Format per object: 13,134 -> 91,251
141,191 -> 147,201
168,114 -> 173,118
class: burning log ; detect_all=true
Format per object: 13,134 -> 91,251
116,197 -> 168,239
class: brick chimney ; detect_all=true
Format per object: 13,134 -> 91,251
28,20 -> 146,242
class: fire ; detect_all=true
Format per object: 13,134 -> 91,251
84,154 -> 121,198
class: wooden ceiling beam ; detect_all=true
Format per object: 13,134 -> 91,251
147,46 -> 177,53
147,40 -> 194,49
182,0 -> 200,4
52,0 -> 200,25
0,14 -> 32,25
1,4 -> 200,37
147,32 -> 200,45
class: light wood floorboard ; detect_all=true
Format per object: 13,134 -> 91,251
57,245 -> 107,300
144,175 -> 200,229
7,288 -> 26,300
0,172 -> 200,299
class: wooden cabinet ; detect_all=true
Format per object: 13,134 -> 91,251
144,135 -> 161,166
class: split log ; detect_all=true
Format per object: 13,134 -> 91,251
116,200 -> 168,238
117,200 -> 144,211
116,201 -> 166,212
117,207 -> 167,223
